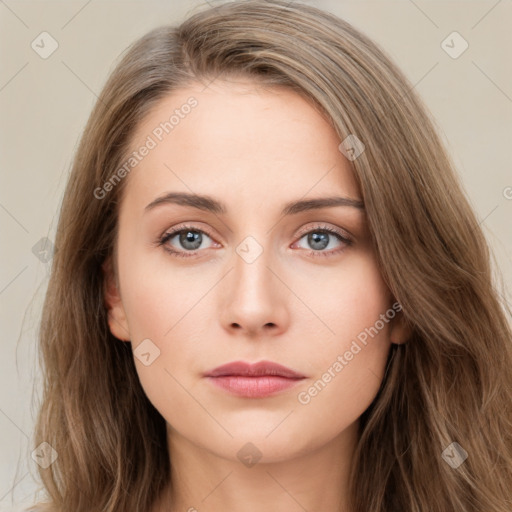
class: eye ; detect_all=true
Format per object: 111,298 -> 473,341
292,224 -> 352,258
157,224 -> 217,258
157,223 -> 352,259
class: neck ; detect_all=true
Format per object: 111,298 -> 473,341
154,420 -> 359,512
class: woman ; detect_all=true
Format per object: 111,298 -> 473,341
29,1 -> 512,511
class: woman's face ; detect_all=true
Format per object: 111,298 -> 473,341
104,78 -> 407,464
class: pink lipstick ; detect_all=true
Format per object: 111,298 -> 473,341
204,360 -> 306,398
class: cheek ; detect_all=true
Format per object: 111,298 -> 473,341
293,335 -> 390,455
291,246 -> 391,349
117,257 -> 205,423
293,253 -> 393,436
115,239 -> 221,407
118,240 -> 210,343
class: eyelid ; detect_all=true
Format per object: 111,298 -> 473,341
160,222 -> 352,242
157,221 -> 353,258
158,222 -> 218,247
294,222 -> 352,241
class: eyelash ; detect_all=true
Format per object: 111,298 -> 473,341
157,223 -> 353,259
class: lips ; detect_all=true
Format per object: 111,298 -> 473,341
204,360 -> 306,398
204,360 -> 306,379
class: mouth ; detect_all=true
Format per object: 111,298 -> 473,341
204,360 -> 306,398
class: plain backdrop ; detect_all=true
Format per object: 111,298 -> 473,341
1,1 -> 511,510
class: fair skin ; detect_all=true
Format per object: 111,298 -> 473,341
104,77 -> 410,512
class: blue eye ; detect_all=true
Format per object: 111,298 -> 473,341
157,223 -> 352,259
294,226 -> 352,258
158,225 -> 215,258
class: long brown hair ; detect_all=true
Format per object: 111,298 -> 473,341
29,1 -> 512,510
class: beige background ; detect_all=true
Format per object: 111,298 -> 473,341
1,0 -> 511,509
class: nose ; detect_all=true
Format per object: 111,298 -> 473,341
219,242 -> 290,338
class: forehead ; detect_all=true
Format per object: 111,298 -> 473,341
121,79 -> 360,213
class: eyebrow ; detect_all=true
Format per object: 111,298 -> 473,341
144,192 -> 364,216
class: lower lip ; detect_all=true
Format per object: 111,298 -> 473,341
206,375 -> 304,398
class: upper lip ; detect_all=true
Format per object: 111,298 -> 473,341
204,360 -> 306,379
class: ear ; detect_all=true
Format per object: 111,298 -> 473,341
102,257 -> 131,342
389,306 -> 412,345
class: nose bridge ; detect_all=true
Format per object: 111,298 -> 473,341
232,232 -> 275,301
219,229 -> 289,335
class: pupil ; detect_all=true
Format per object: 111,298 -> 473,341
180,231 -> 201,250
309,232 -> 328,250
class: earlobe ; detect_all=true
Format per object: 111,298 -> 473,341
389,309 -> 412,345
102,257 -> 131,342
